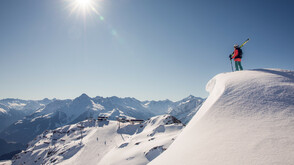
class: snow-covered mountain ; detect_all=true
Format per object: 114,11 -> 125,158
143,96 -> 205,125
168,95 -> 204,124
0,94 -> 203,146
0,98 -> 52,114
0,98 -> 52,132
143,99 -> 174,115
12,115 -> 184,165
150,69 -> 294,165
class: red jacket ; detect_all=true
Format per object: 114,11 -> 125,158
232,48 -> 241,62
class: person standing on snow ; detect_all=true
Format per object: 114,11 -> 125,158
230,44 -> 243,71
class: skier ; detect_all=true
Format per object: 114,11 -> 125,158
230,44 -> 243,71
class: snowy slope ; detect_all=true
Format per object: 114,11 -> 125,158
12,115 -> 184,165
150,69 -> 294,165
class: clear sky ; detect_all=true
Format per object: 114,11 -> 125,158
0,0 -> 293,101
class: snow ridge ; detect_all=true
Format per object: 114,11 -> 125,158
150,69 -> 294,165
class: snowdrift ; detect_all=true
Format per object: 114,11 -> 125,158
150,69 -> 294,165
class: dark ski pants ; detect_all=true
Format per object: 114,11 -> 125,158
235,61 -> 243,71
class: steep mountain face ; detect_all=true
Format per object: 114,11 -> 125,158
0,99 -> 52,132
12,115 -> 184,165
150,69 -> 294,165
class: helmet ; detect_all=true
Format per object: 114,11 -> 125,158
234,44 -> 239,48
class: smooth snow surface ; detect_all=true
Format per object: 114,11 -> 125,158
150,69 -> 294,165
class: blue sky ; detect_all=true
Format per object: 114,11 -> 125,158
0,0 -> 293,101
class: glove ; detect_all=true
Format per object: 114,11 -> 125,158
229,54 -> 232,60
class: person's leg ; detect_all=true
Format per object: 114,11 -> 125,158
235,61 -> 239,71
239,61 -> 243,70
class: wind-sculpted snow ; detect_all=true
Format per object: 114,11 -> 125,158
150,69 -> 294,165
12,115 -> 184,165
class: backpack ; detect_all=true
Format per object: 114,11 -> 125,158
236,48 -> 243,58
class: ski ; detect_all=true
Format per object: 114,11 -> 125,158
239,38 -> 250,48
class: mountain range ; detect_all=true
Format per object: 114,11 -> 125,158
0,95 -> 204,160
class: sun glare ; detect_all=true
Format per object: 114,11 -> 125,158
76,0 -> 92,8
69,0 -> 100,16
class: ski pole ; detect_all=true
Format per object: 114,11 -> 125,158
230,59 -> 234,72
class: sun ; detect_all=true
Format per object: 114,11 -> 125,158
69,0 -> 100,16
76,0 -> 93,8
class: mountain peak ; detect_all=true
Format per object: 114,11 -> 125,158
80,93 -> 90,98
178,95 -> 197,103
42,98 -> 50,102
186,95 -> 195,99
74,93 -> 91,102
